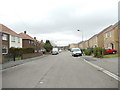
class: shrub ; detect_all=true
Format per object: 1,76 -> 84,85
93,47 -> 105,58
84,49 -> 93,56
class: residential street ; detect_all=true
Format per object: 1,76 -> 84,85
2,51 -> 118,88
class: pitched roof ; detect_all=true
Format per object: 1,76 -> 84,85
0,24 -> 20,37
104,21 -> 120,33
97,25 -> 113,36
88,34 -> 98,40
19,33 -> 35,40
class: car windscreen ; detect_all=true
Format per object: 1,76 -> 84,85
73,49 -> 80,51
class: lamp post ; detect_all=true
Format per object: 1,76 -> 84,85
77,30 -> 83,41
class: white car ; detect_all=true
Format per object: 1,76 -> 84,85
59,49 -> 62,53
71,48 -> 82,56
52,48 -> 59,55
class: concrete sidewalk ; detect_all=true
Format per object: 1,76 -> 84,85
81,56 -> 118,75
0,55 -> 49,70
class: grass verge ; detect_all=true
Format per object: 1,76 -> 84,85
103,54 -> 119,58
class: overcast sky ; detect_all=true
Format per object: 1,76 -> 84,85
0,0 -> 119,46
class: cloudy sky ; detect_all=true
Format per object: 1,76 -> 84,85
0,0 -> 119,46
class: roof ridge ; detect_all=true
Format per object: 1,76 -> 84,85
1,24 -> 20,37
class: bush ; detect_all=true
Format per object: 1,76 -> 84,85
93,47 -> 105,58
84,49 -> 93,56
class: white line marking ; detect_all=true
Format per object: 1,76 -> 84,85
40,81 -> 44,84
83,59 -> 120,81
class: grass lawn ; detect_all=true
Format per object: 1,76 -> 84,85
15,57 -> 21,60
103,54 -> 119,58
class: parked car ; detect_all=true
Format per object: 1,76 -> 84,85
39,49 -> 46,54
71,48 -> 82,57
59,49 -> 62,53
104,48 -> 117,54
52,48 -> 59,55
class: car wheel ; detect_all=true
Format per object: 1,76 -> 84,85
112,51 -> 116,54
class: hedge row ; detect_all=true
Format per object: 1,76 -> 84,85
84,47 -> 106,58
8,47 -> 35,61
9,47 -> 35,55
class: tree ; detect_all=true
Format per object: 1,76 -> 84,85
44,40 -> 53,52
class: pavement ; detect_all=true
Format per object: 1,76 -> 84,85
1,54 -> 48,70
81,55 -> 118,75
2,51 -> 118,88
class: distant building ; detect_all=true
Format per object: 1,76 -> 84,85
78,41 -> 83,49
68,43 -> 79,49
1,24 -> 22,54
78,40 -> 89,49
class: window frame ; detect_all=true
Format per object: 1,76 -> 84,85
2,46 -> 8,54
11,35 -> 15,42
2,34 -> 8,41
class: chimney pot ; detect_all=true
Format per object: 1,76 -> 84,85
34,37 -> 36,39
24,31 -> 26,34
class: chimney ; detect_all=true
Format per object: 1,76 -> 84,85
24,31 -> 26,34
34,37 -> 36,40
41,40 -> 43,43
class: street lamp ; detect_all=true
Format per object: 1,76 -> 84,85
77,30 -> 83,41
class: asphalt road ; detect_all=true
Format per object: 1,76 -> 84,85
2,51 -> 118,88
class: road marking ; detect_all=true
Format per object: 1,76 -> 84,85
39,81 -> 44,84
83,59 -> 120,81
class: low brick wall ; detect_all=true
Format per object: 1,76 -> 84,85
22,53 -> 43,59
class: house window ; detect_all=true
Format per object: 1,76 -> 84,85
2,34 -> 8,40
29,40 -> 31,44
105,33 -> 108,38
18,37 -> 20,43
11,35 -> 15,42
96,37 -> 97,42
2,46 -> 8,54
109,32 -> 112,37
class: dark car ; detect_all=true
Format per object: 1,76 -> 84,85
104,48 -> 117,54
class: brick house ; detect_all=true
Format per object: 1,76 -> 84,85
104,22 -> 119,51
19,31 -> 44,52
83,40 -> 89,49
97,25 -> 113,48
19,31 -> 37,49
78,41 -> 84,49
88,34 -> 98,48
1,24 -> 22,54
78,40 -> 89,49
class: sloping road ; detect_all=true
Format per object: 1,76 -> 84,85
2,51 -> 118,88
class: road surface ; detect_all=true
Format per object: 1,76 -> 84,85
2,51 -> 118,88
